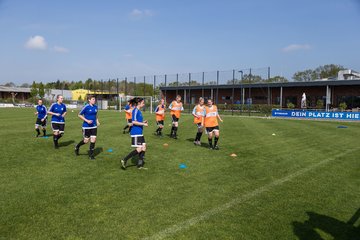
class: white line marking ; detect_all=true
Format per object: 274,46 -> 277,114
144,148 -> 357,240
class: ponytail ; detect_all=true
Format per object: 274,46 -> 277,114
129,97 -> 144,106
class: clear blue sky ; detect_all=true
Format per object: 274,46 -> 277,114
1,0 -> 359,84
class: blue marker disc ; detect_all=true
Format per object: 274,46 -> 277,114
107,148 -> 113,152
179,163 -> 187,169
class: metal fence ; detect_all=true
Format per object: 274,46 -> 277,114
100,67 -> 271,97
85,67 -> 273,115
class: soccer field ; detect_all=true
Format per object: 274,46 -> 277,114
1,108 -> 359,239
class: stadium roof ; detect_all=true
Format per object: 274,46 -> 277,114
0,86 -> 30,93
160,79 -> 360,90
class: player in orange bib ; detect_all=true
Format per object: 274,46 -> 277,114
154,98 -> 166,136
204,98 -> 223,150
169,95 -> 184,139
123,100 -> 133,134
192,97 -> 206,145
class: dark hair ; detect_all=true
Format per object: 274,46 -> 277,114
56,94 -> 63,100
129,97 -> 144,106
87,95 -> 95,101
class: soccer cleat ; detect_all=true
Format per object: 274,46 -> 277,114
120,159 -> 127,170
193,141 -> 197,145
74,147 -> 79,156
213,146 -> 219,150
89,155 -> 96,160
137,166 -> 148,170
197,141 -> 201,146
173,135 -> 178,139
208,146 -> 213,150
123,130 -> 126,134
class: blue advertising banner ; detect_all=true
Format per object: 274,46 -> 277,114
272,109 -> 360,121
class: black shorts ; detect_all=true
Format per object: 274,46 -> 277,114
206,126 -> 219,133
35,118 -> 47,127
157,120 -> 164,126
51,123 -> 65,133
83,128 -> 97,138
127,119 -> 132,124
171,114 -> 179,123
131,135 -> 146,147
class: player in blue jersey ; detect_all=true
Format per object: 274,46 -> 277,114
34,99 -> 47,137
74,95 -> 100,160
48,95 -> 67,149
121,97 -> 148,170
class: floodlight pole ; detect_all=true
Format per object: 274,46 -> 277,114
116,78 -> 119,111
164,74 -> 167,103
188,72 -> 191,113
238,70 -> 243,115
202,72 -> 205,98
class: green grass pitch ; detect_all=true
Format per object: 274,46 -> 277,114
0,108 -> 359,239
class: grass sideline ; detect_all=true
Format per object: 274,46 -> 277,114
0,108 -> 359,239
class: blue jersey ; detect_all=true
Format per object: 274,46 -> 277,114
36,105 -> 47,119
49,103 -> 67,123
79,104 -> 98,129
130,108 -> 143,136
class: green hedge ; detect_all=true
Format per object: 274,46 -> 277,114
183,104 -> 279,115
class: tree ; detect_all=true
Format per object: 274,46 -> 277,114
20,83 -> 30,88
189,80 -> 200,86
85,78 -> 93,90
313,64 -> 345,79
204,81 -> 217,85
293,69 -> 316,82
63,82 -> 69,90
316,99 -> 324,109
4,82 -> 16,87
55,79 -> 61,89
287,102 -> 295,109
38,82 -> 45,98
45,82 -> 56,89
30,81 -> 38,98
338,102 -> 347,111
248,74 -> 263,83
237,74 -> 264,83
265,76 -> 289,83
293,64 -> 346,81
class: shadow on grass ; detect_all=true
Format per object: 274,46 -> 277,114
59,140 -> 75,147
186,138 -> 210,149
94,147 -> 103,157
292,209 -> 360,240
120,156 -> 144,170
